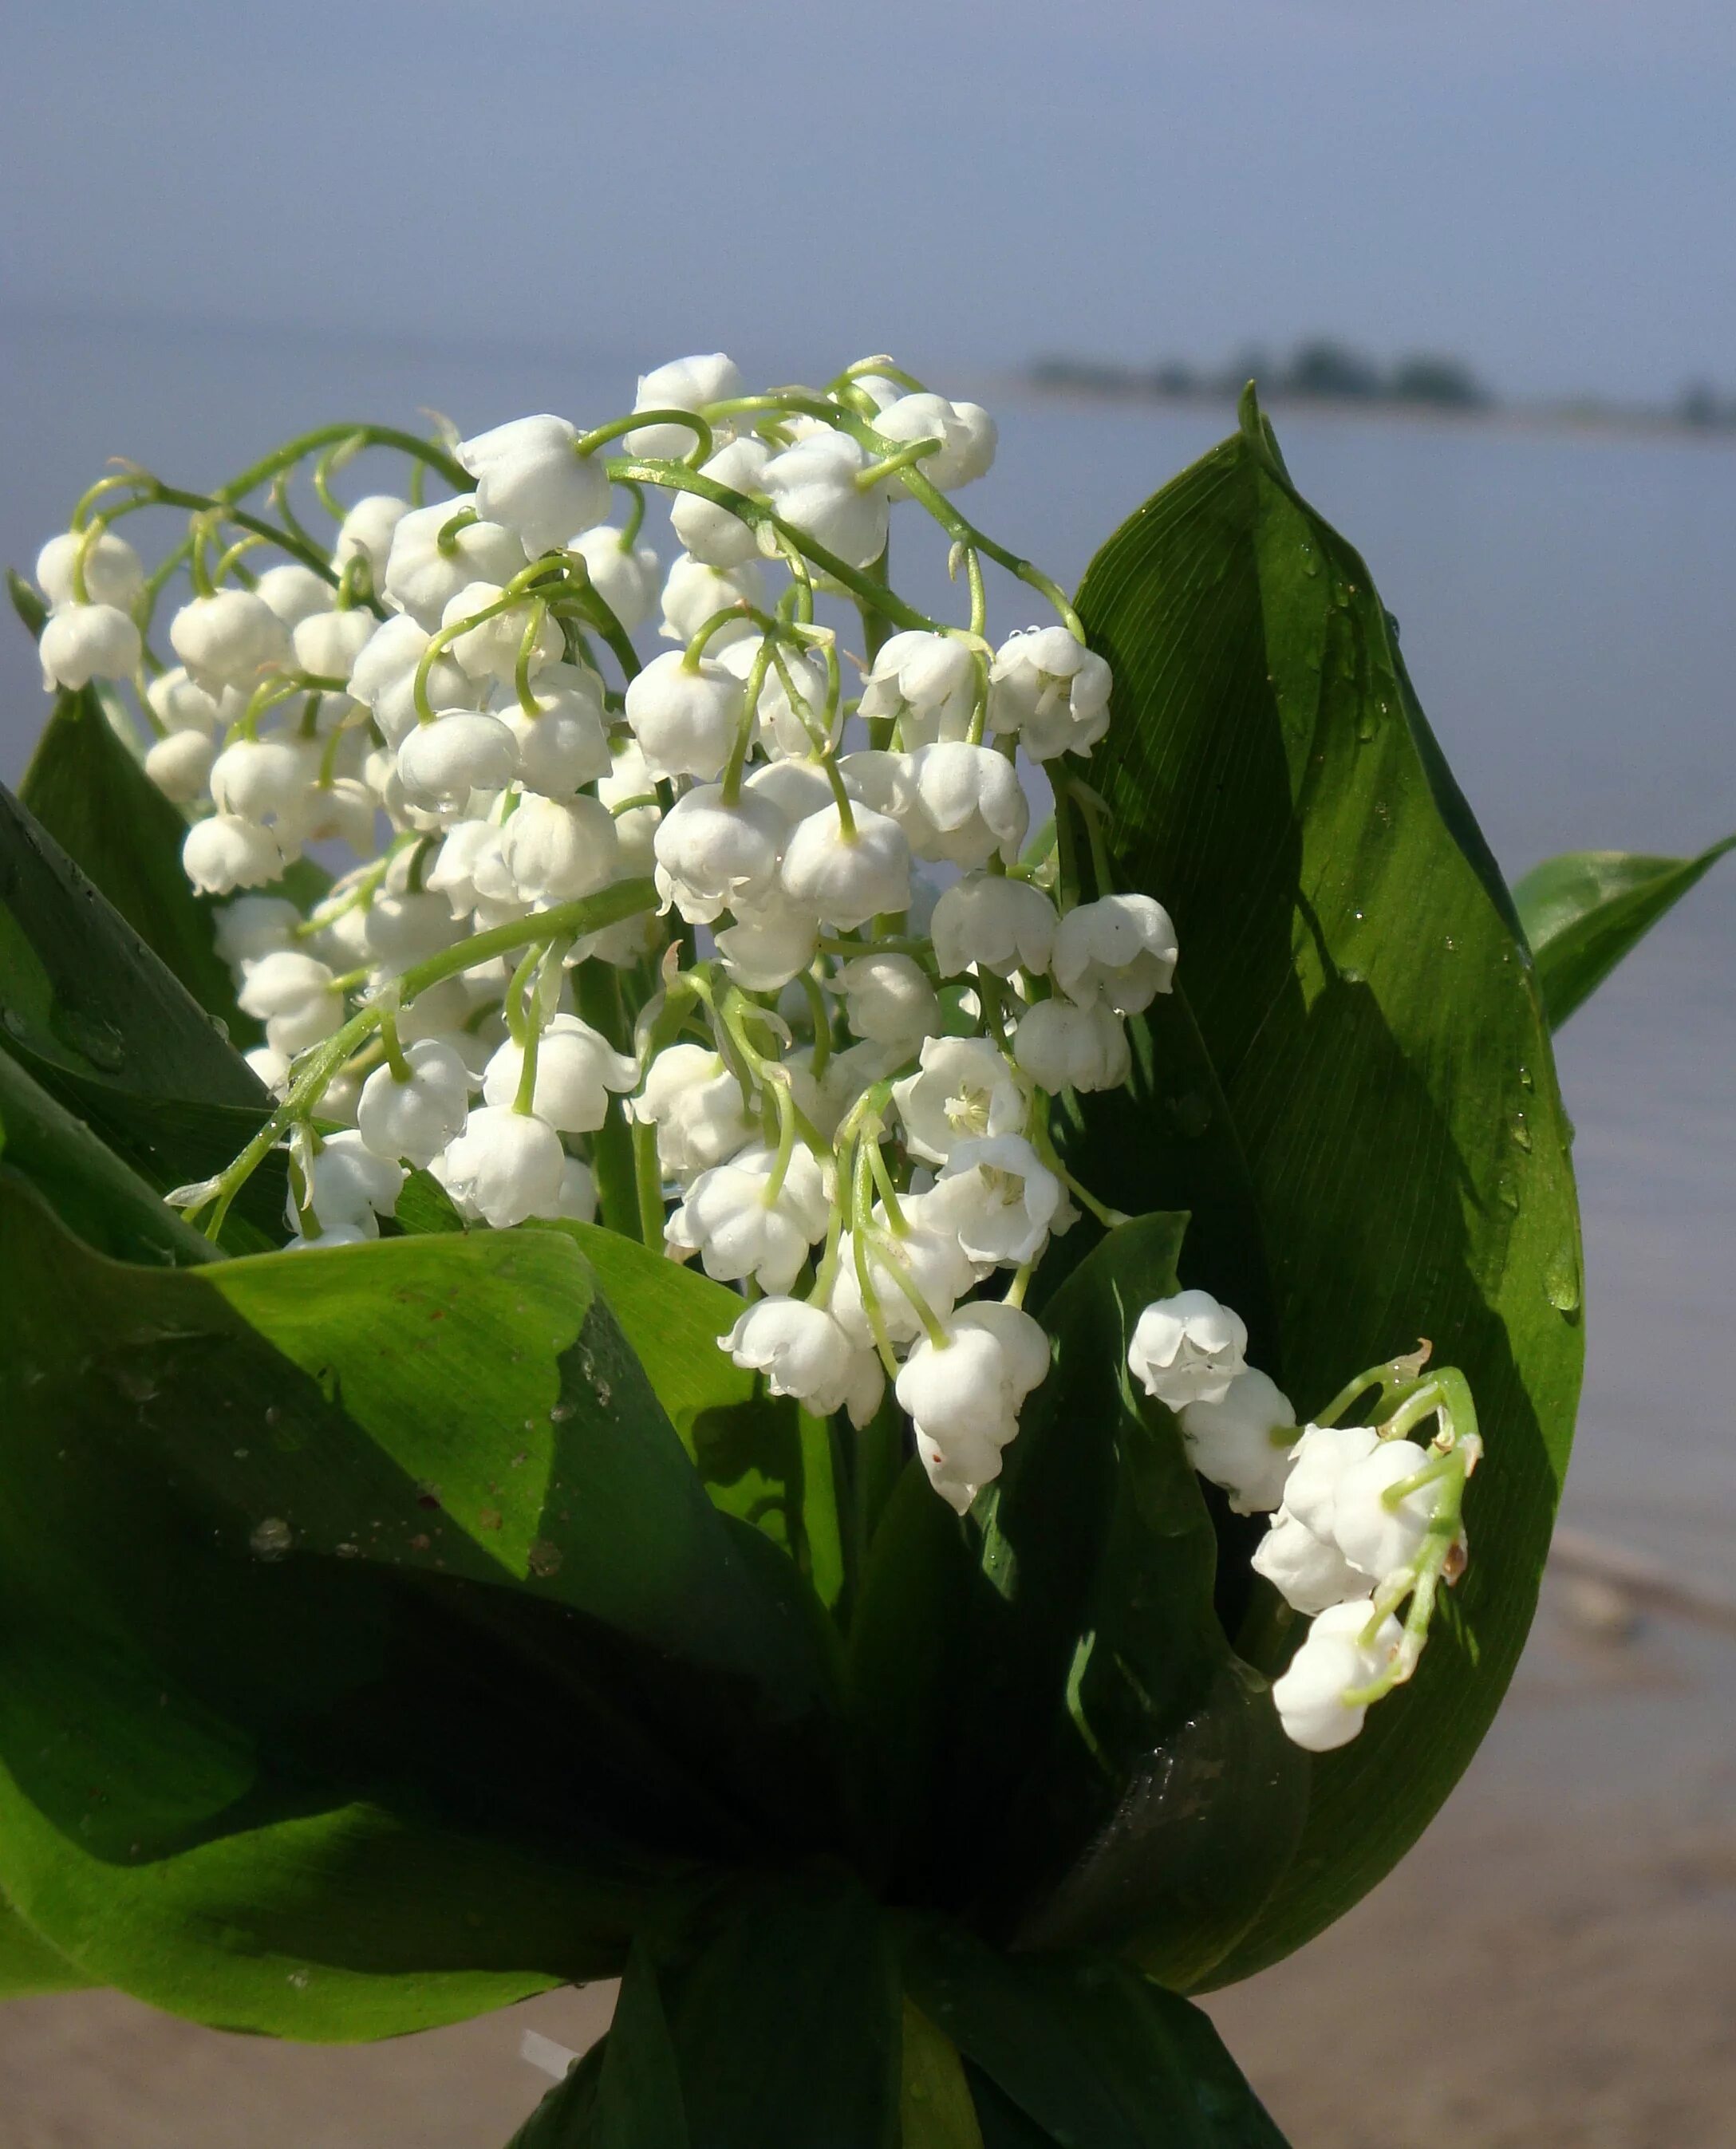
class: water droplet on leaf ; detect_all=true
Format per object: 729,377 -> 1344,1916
249,1516 -> 293,1561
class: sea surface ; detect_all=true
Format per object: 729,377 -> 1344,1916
1,305 -> 1732,1597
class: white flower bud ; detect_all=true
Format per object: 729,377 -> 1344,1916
568,526 -> 660,630
332,495 -> 409,586
653,783 -> 787,924
170,589 -> 290,693
504,662 -> 611,795
829,1214 -> 977,1350
1251,1509 -> 1368,1616
892,1035 -> 1028,1164
288,1128 -> 404,1236
438,1105 -> 569,1228
835,952 -> 941,1051
624,649 -> 744,782
292,606 -> 376,681
362,890 -> 460,972
440,580 -> 562,684
382,498 -> 526,629
1177,1369 -> 1297,1515
669,437 -> 770,568
931,874 -> 1057,980
745,756 -> 836,826
183,814 -> 284,895
907,742 -> 1028,869
397,710 -> 519,811
214,894 -> 300,970
424,818 -> 512,917
144,727 -> 216,802
456,415 -> 610,554
1126,1289 -> 1249,1410
36,529 -> 144,610
1052,894 -> 1178,1014
658,552 -> 764,647
928,1134 -> 1062,1268
779,802 -> 910,931
629,1043 -> 753,1181
1331,1438 -> 1438,1583
761,431 -> 890,570
237,949 -> 345,1055
988,627 -> 1113,763
1281,1424 -> 1381,1540
858,630 -> 977,746
665,1139 -> 831,1295
481,1012 -> 637,1134
498,792 -> 619,902
715,897 -> 819,992
208,737 -> 312,827
1270,1599 -> 1403,1752
1011,996 -> 1129,1094
255,563 -> 336,630
146,666 -> 223,735
628,353 -> 744,459
870,392 -> 996,491
722,1296 -> 882,1423
39,603 -> 143,691
357,1038 -> 471,1168
897,1301 -> 1050,1513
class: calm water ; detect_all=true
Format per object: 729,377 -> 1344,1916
2,308 -> 1732,1578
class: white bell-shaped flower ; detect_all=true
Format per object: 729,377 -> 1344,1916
1280,1424 -> 1382,1540
745,756 -> 837,826
892,1035 -> 1028,1164
237,949 -> 345,1055
357,1038 -> 472,1168
361,890 -> 461,972
658,552 -> 764,647
170,589 -> 290,693
988,627 -> 1113,763
441,580 -> 562,684
761,431 -> 890,570
1251,1510 -> 1371,1615
834,952 -> 941,1053
331,495 -> 408,586
1126,1289 -> 1249,1410
907,742 -> 1028,869
183,813 -> 284,894
213,894 -> 300,970
438,1104 -> 568,1228
1331,1437 -> 1439,1584
291,605 -> 375,681
597,740 -> 661,873
255,563 -> 336,630
629,1043 -> 754,1182
40,603 -> 144,691
715,897 -> 820,992
146,667 -> 223,735
456,415 -> 610,554
653,783 -> 787,923
396,710 -> 518,811
424,818 -> 506,917
665,1138 -> 831,1295
289,1128 -> 404,1237
482,1012 -> 637,1134
829,1213 -> 977,1350
1270,1599 -> 1403,1752
144,728 -> 216,803
897,1301 -> 1051,1513
209,738 -> 311,829
628,353 -> 745,459
928,1134 -> 1062,1268
722,1297 -> 884,1425
669,436 -> 770,568
624,649 -> 744,782
382,498 -> 526,629
36,529 -> 144,610
1053,893 -> 1178,1014
717,637 -> 837,759
1012,996 -> 1129,1094
930,874 -> 1058,980
505,662 -> 611,795
348,613 -> 480,746
295,776 -> 377,854
858,630 -> 977,746
551,1154 -> 599,1223
498,792 -> 619,902
568,526 -> 661,630
1177,1369 -> 1297,1515
872,392 -> 997,491
246,1043 -> 292,1097
779,802 -> 910,931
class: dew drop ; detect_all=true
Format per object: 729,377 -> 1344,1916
1545,1248 -> 1582,1313
1508,1110 -> 1532,1152
549,1401 -> 574,1423
287,1968 -> 310,1990
1517,1064 -> 1534,1090
1,1007 -> 26,1039
527,1538 -> 563,1578
1497,1173 -> 1521,1213
249,1516 -> 293,1561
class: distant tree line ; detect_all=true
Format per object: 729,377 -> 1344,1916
1032,339 -> 1490,409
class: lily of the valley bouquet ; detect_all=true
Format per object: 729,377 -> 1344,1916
0,351 -> 1721,2144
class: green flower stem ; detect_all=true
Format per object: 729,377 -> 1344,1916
312,433 -> 365,521
379,1005 -> 412,1083
617,479 -> 648,546
574,408 -> 713,465
1030,1103 -> 1129,1230
111,482 -> 341,587
215,422 -> 469,507
576,961 -> 643,1241
1311,1341 -> 1436,1429
515,598 -> 550,717
633,1118 -> 665,1247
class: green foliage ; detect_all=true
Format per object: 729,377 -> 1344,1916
1067,391 -> 1583,1981
0,1889 -> 93,1998
1513,837 -> 1735,1028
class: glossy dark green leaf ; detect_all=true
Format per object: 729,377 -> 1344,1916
901,1996 -> 986,2149
0,1887 -> 93,1997
1071,394 -> 1584,1982
0,1185 -> 841,2036
901,1920 -> 1290,2149
19,686 -> 243,1031
1513,837 -> 1735,1029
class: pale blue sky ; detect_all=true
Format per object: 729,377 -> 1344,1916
3,1 -> 1734,400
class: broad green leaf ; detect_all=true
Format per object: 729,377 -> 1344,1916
900,1919 -> 1290,2149
0,1887 -> 93,1997
1512,837 -> 1735,1029
587,1943 -> 692,2149
0,1185 -> 840,2035
901,1996 -> 986,2149
19,686 -> 243,1031
1071,395 -> 1583,1981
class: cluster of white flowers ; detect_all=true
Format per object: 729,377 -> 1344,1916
34,353 -> 1185,1516
1128,1294 -> 1480,1751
